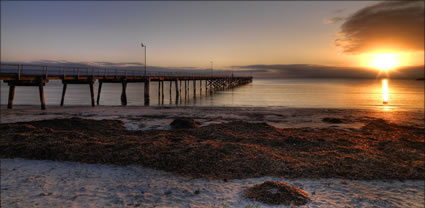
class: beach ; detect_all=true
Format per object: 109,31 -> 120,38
1,106 -> 424,207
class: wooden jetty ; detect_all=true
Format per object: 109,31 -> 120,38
0,64 -> 252,109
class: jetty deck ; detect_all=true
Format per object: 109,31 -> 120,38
0,64 -> 252,109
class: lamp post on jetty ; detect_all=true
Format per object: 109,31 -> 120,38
141,43 -> 147,76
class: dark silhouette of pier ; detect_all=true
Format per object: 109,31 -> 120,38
0,64 -> 252,109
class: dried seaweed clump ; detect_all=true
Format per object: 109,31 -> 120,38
170,118 -> 199,129
243,181 -> 311,206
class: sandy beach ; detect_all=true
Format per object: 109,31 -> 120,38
2,158 -> 424,208
1,106 -> 424,207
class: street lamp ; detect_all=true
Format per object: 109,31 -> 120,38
141,43 -> 147,76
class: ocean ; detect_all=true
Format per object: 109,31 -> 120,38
1,78 -> 423,111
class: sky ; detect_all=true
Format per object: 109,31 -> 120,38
1,1 -> 424,78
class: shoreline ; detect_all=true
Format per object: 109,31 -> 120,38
1,105 -> 424,126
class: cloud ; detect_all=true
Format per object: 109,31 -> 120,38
335,1 -> 424,54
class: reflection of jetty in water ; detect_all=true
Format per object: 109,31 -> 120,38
382,79 -> 389,105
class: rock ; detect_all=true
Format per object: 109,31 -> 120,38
322,117 -> 344,124
170,118 -> 199,129
243,181 -> 311,206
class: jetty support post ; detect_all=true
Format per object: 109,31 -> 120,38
193,80 -> 196,98
205,80 -> 208,95
161,80 -> 165,104
157,81 -> 161,104
184,80 -> 187,100
157,81 -> 160,98
175,80 -> 179,99
121,79 -> 127,106
169,81 -> 172,103
7,84 -> 15,109
179,80 -> 182,99
38,82 -> 46,110
144,78 -> 150,106
89,79 -> 95,107
60,83 -> 67,106
96,81 -> 102,105
175,80 -> 180,105
199,79 -> 202,96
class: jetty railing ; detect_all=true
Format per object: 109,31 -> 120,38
0,63 -> 250,78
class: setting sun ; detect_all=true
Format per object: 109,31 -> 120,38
369,53 -> 399,71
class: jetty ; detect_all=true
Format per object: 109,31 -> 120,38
0,63 -> 252,109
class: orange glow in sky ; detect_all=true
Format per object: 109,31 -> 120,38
356,51 -> 418,71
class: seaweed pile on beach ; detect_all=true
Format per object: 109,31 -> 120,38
243,181 -> 311,206
0,117 -> 424,180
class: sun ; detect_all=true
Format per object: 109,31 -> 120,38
369,53 -> 399,71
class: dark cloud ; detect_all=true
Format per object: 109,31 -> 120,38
236,64 -> 424,79
336,1 -> 424,53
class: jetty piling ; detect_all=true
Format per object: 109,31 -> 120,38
144,79 -> 150,106
121,80 -> 127,106
96,81 -> 102,105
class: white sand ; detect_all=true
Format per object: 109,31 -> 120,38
1,158 -> 423,208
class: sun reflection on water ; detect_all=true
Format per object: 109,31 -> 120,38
382,79 -> 389,105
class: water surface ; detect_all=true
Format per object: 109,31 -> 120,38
1,78 -> 423,111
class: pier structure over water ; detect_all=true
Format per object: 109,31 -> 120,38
0,64 -> 252,109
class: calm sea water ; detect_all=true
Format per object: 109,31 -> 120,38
1,79 -> 423,111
